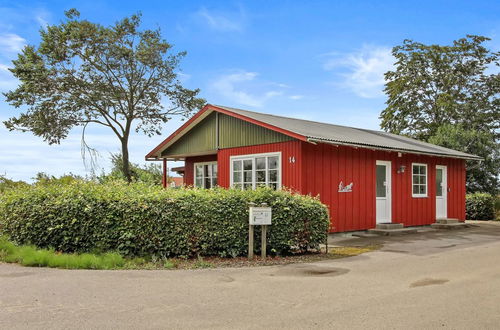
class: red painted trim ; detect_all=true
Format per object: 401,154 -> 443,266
145,104 -> 309,160
162,158 -> 167,188
208,105 -> 308,142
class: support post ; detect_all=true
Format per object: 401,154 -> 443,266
248,224 -> 254,259
162,158 -> 167,188
261,225 -> 267,259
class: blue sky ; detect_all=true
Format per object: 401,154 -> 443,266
0,0 -> 499,181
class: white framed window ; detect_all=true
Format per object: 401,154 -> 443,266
412,163 -> 428,197
194,162 -> 217,188
230,152 -> 281,190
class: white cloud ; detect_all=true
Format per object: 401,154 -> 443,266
323,45 -> 394,98
289,95 -> 304,100
196,7 -> 244,32
211,71 -> 284,107
0,33 -> 26,54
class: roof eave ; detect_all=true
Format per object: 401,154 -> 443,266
307,138 -> 483,161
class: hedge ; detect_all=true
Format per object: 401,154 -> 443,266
0,182 -> 330,258
466,193 -> 495,220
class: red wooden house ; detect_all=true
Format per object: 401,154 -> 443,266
146,104 -> 480,232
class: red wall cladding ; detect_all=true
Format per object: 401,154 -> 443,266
184,140 -> 466,233
217,140 -> 303,191
301,142 -> 465,232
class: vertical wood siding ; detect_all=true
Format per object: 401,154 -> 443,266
184,140 -> 466,233
217,140 -> 303,191
301,142 -> 466,232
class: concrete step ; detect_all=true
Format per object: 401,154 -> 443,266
436,218 -> 459,224
368,227 -> 418,236
376,223 -> 404,230
431,222 -> 469,230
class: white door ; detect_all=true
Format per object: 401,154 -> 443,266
436,165 -> 447,219
376,161 -> 392,223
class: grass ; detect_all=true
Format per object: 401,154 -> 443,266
0,236 -> 380,270
0,236 -> 125,269
327,245 -> 380,257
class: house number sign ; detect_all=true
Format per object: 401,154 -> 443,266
338,181 -> 354,192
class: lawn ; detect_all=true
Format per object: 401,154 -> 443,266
0,236 -> 380,270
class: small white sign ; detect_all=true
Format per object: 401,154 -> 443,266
249,207 -> 272,225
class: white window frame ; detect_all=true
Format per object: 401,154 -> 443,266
193,161 -> 218,189
229,152 -> 282,190
412,163 -> 428,198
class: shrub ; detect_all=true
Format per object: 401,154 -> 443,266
466,193 -> 496,220
0,182 -> 329,258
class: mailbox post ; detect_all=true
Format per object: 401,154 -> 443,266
248,203 -> 272,259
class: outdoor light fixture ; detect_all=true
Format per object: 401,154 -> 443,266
397,165 -> 406,174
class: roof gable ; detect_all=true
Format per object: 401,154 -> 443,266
149,105 -> 294,159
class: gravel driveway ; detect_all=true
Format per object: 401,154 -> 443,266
1,221 -> 500,329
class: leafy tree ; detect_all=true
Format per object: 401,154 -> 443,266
3,9 -> 205,182
381,35 -> 499,193
428,124 -> 499,194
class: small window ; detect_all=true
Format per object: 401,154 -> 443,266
412,163 -> 427,197
194,162 -> 217,188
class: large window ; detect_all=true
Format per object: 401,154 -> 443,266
230,152 -> 281,190
412,163 -> 427,197
194,162 -> 217,188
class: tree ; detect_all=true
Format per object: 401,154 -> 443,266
380,35 -> 499,194
3,9 -> 205,182
428,124 -> 499,194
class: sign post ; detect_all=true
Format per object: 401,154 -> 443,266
248,203 -> 272,259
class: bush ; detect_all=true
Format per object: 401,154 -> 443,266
466,193 -> 496,220
0,182 -> 329,258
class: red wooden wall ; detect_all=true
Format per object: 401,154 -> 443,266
183,140 -> 466,233
217,140 -> 303,191
301,142 -> 465,232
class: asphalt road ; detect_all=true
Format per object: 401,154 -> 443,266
1,221 -> 500,330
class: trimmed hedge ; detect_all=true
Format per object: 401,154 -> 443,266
466,193 -> 495,220
0,182 -> 329,258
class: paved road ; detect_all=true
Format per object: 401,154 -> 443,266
1,221 -> 500,330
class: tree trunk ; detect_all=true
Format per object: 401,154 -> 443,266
121,137 -> 132,183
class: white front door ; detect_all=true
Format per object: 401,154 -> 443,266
436,165 -> 447,219
376,160 -> 392,223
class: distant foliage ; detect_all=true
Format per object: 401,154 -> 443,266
466,193 -> 496,220
33,172 -> 84,186
0,183 -> 329,258
0,175 -> 29,193
97,153 -> 163,185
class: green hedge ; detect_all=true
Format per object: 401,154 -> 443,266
466,193 -> 496,220
0,182 -> 330,258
